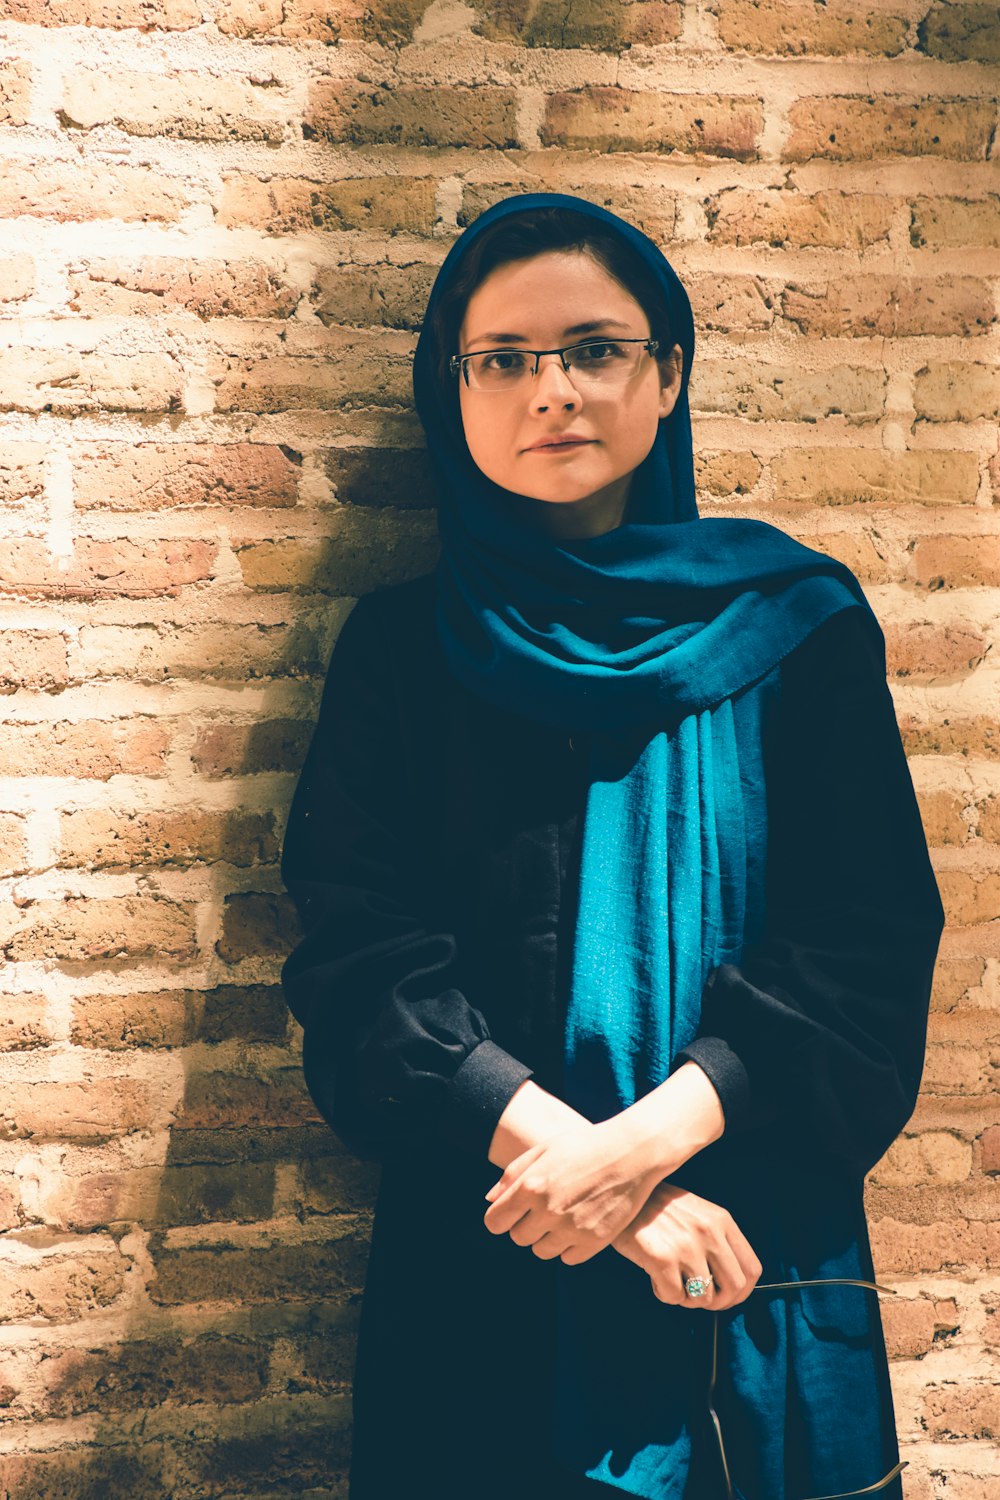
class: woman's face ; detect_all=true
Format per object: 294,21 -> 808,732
456,249 -> 683,538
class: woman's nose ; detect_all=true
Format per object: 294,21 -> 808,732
529,353 -> 582,412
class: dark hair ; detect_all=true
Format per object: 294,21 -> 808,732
425,206 -> 677,431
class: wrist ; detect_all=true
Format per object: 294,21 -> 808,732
605,1063 -> 726,1179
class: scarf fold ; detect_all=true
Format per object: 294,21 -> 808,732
413,191 -> 894,1500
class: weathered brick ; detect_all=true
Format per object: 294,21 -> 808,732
918,3 -> 1000,63
911,535 -> 1000,589
0,895 -> 199,963
922,1034 -> 1000,1091
0,349 -> 181,414
0,252 -> 33,302
324,446 -> 436,508
541,89 -> 763,158
168,1124 -> 333,1167
870,1215 -> 1000,1274
191,718 -> 313,778
978,794 -> 1000,844
75,441 -> 300,511
217,0 -> 433,46
910,196 -> 1000,249
807,529 -> 892,585
0,159 -> 188,223
0,631 -> 69,691
148,1231 -> 371,1305
174,1068 -> 321,1131
923,1380 -> 1000,1439
914,362 -> 1000,422
0,59 -> 32,126
787,97 -> 994,162
296,1155 -> 382,1215
0,1447 -> 169,1500
872,1131 -> 973,1188
76,620 -> 325,684
71,984 -> 287,1049
460,180 -> 678,243
914,788 -> 967,845
694,451 -> 762,498
782,277 -> 994,338
692,362 -> 885,422
0,1078 -> 155,1143
706,188 -> 894,249
0,440 -> 46,506
234,512 -> 439,595
881,1295 -> 960,1359
898,711 -> 1000,760
177,1421 -> 352,1495
0,812 -> 29,874
0,994 -> 55,1050
687,274 -> 776,332
0,720 -> 170,779
0,539 -> 215,600
771,449 -> 979,507
219,171 -> 439,235
0,1237 -> 127,1322
26,1335 -> 268,1418
218,891 -> 296,964
59,808 -> 280,870
60,1161 -> 277,1230
980,1125 -> 1000,1174
468,0 -> 682,49
306,80 -> 518,149
292,1324 -> 359,1390
718,1 -> 908,56
0,0 -> 200,25
209,337 -> 413,412
886,620 -> 988,681
928,955 -> 990,1014
68,258 -> 299,319
313,261 -> 438,330
62,69 -> 289,142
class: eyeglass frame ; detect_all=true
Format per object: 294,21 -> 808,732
448,337 -> 662,389
701,1276 -> 907,1500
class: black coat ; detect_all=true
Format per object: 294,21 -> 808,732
279,569 -> 945,1500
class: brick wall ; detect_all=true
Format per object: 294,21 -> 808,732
0,0 -> 997,1494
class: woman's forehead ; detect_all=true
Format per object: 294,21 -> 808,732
459,251 -> 648,346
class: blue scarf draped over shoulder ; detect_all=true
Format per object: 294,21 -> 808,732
412,193 -> 892,1499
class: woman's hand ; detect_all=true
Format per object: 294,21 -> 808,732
612,1180 -> 762,1311
483,1123 -> 662,1266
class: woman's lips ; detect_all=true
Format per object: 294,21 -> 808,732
526,439 -> 595,453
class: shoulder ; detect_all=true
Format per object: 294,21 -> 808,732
780,603 -> 887,699
333,570 -> 437,659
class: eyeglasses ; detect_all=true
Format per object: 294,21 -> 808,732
448,338 -> 660,392
703,1277 -> 907,1500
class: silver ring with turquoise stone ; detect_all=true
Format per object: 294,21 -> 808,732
684,1274 -> 714,1299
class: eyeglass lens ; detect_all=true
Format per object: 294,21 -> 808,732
461,340 -> 652,390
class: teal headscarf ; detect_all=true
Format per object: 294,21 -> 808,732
413,193 -> 889,1498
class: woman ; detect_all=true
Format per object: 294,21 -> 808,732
279,194 -> 945,1500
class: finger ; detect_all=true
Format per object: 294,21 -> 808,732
703,1239 -> 746,1311
482,1182 -> 530,1230
484,1143 -> 545,1203
680,1266 -> 716,1309
725,1233 -> 763,1305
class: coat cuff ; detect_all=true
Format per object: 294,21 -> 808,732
670,1036 -> 757,1134
445,1039 -> 535,1159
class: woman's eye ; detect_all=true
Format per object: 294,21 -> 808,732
480,350 -> 526,372
573,342 -> 625,363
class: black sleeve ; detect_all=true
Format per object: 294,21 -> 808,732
671,605 -> 946,1177
279,592 -> 534,1165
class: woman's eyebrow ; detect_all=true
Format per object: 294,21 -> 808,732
465,318 -> 634,346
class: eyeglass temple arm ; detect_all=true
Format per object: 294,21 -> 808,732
755,1277 -> 897,1295
709,1278 -> 905,1500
